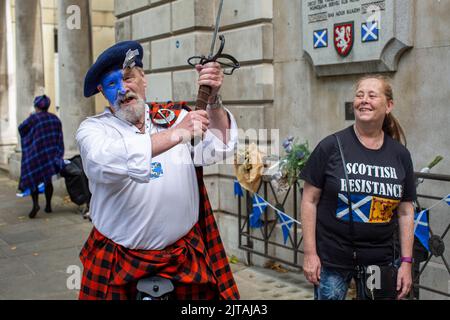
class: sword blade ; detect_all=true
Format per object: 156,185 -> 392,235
209,0 -> 224,57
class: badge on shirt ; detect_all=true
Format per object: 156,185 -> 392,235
150,162 -> 164,180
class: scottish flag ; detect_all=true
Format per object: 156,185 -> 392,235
277,211 -> 294,245
336,193 -> 372,223
313,29 -> 328,48
362,21 -> 379,42
234,180 -> 243,198
445,194 -> 450,206
414,209 -> 430,251
250,194 -> 267,228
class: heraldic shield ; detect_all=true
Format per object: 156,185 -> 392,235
334,21 -> 354,57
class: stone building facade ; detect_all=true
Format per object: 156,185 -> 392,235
114,0 -> 450,299
0,0 -> 115,173
0,0 -> 449,299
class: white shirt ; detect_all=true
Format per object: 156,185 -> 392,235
76,104 -> 238,250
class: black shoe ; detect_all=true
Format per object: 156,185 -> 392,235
44,206 -> 52,213
29,205 -> 40,219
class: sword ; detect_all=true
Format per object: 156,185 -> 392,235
209,0 -> 224,61
188,0 -> 240,111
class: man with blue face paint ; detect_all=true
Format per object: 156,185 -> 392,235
76,41 -> 239,300
99,69 -> 127,107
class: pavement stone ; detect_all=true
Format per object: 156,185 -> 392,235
231,264 -> 314,300
17,247 -> 84,276
0,170 -> 315,300
0,271 -> 79,300
0,256 -> 35,281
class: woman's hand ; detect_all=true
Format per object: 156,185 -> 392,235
396,262 -> 412,299
303,253 -> 322,285
301,182 -> 322,286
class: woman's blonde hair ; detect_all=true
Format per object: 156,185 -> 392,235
356,74 -> 406,145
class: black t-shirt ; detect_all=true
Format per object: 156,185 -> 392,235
300,126 -> 417,269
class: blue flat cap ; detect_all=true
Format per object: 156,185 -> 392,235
84,41 -> 144,97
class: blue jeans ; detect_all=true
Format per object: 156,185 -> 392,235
314,266 -> 363,300
314,260 -> 400,300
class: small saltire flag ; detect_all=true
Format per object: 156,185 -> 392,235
362,21 -> 379,42
445,194 -> 450,206
313,29 -> 328,48
250,194 -> 267,228
277,211 -> 294,245
16,183 -> 45,198
414,209 -> 430,251
234,180 -> 243,197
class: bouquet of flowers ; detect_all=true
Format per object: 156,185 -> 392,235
271,136 -> 310,192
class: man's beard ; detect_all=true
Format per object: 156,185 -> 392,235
113,93 -> 146,125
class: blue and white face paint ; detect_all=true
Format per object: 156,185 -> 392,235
100,68 -> 146,126
99,69 -> 127,110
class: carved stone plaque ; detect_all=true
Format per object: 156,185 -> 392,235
302,0 -> 414,76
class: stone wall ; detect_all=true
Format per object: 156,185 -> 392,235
117,0 -> 450,298
7,0 -> 115,117
4,0 -> 116,178
0,0 -> 15,168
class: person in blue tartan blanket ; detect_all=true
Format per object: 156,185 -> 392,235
18,95 -> 65,219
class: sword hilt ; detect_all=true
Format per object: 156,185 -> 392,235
196,85 -> 213,111
188,35 -> 240,146
190,84 -> 212,147
187,35 -> 240,76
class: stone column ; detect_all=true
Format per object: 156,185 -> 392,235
9,0 -> 45,178
0,0 -> 16,167
15,0 -> 45,143
58,0 -> 95,157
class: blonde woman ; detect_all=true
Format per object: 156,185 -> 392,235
300,75 -> 415,300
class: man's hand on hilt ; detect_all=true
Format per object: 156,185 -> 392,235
171,110 -> 210,143
195,62 -> 224,104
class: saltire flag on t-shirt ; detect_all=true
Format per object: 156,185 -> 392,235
414,209 -> 430,251
277,211 -> 294,244
336,193 -> 372,223
250,194 -> 266,228
336,193 -> 399,223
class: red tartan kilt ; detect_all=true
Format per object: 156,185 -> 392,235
79,165 -> 239,300
79,226 -> 220,300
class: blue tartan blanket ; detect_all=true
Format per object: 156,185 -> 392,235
18,112 -> 65,191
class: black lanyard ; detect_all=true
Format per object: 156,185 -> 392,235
334,134 -> 358,267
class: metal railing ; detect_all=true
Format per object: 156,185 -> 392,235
411,172 -> 450,299
237,172 -> 450,299
238,177 -> 303,269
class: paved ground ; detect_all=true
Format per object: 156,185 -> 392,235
0,170 -> 315,300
